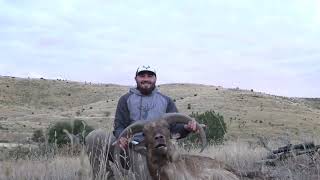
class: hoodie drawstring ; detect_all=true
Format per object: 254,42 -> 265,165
139,96 -> 142,120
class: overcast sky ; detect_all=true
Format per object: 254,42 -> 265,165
0,0 -> 319,97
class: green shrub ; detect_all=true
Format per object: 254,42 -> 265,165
73,119 -> 94,139
31,129 -> 45,143
47,121 -> 72,146
47,119 -> 94,147
183,110 -> 227,146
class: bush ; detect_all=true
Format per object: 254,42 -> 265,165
47,121 -> 72,146
47,119 -> 94,147
73,119 -> 94,138
31,129 -> 45,143
183,110 -> 227,146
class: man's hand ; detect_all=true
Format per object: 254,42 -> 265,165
184,119 -> 198,132
118,137 -> 129,149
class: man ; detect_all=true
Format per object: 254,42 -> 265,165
85,65 -> 198,180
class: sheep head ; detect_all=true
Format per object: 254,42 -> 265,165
143,119 -> 172,156
113,113 -> 207,175
116,113 -> 207,152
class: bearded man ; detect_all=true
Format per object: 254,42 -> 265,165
85,65 -> 198,180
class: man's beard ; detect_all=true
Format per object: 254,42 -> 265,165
137,82 -> 156,95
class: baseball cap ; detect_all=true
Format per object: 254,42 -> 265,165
136,65 -> 156,76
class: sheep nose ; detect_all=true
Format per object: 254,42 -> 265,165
154,133 -> 164,140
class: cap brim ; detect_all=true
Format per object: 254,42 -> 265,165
136,70 -> 156,76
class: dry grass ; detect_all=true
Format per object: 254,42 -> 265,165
0,154 -> 91,180
1,76 -> 320,179
1,76 -> 320,143
0,140 -> 320,180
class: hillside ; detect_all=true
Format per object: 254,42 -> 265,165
1,75 -> 320,143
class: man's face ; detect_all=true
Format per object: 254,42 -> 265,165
135,71 -> 157,95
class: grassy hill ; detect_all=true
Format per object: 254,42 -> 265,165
1,75 -> 320,143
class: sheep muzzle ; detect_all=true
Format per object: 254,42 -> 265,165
153,133 -> 168,152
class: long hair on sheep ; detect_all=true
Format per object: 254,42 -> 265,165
114,113 -> 240,180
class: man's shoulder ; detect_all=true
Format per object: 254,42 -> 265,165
156,91 -> 173,102
119,92 -> 133,101
156,91 -> 178,112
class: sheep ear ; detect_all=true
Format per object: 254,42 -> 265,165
171,133 -> 181,139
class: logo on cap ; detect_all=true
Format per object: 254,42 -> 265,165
136,65 -> 156,76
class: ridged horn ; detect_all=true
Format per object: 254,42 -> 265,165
162,113 -> 208,152
113,120 -> 148,175
117,120 -> 147,139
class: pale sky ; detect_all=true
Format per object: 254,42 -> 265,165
0,0 -> 319,97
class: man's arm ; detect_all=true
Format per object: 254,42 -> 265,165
166,97 -> 191,139
113,94 -> 131,138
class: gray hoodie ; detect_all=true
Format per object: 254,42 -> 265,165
113,87 -> 190,142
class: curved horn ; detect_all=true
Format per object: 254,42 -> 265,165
163,113 -> 208,152
117,120 -> 147,139
113,120 -> 148,174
